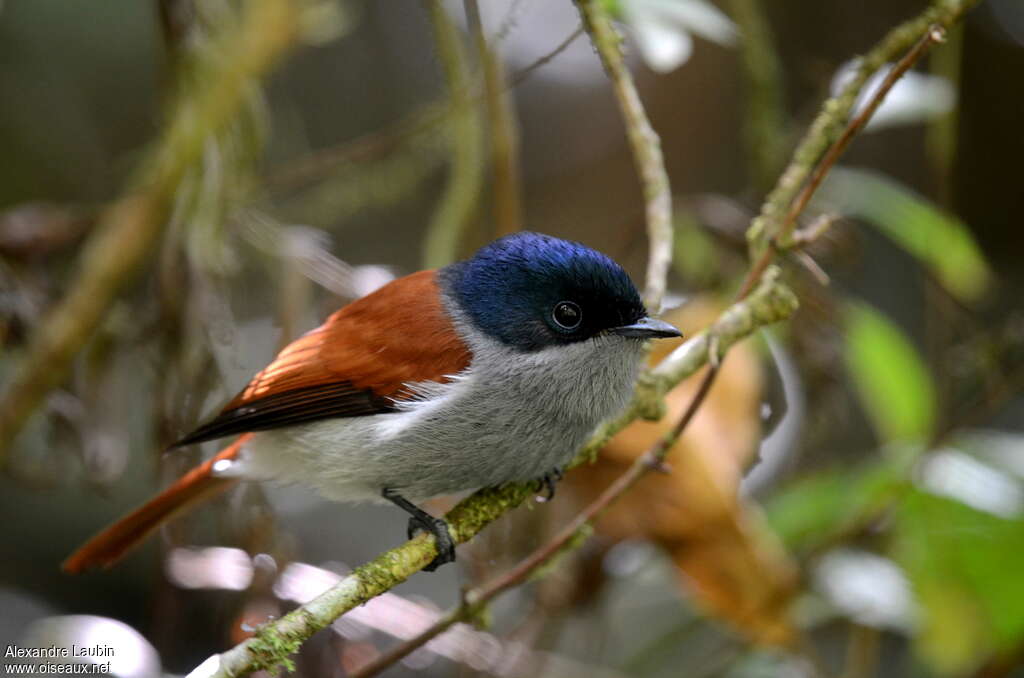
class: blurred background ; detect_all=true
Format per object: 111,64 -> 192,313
2,0 -> 1024,677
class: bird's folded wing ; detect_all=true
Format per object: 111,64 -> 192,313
175,270 -> 471,446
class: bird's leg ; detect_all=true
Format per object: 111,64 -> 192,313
533,466 -> 564,502
381,488 -> 455,572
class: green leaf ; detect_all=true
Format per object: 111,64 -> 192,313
817,167 -> 991,302
894,490 -> 1024,674
844,302 -> 936,442
766,453 -> 911,552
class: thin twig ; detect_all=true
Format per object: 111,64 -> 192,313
744,0 -> 980,263
266,25 -> 583,194
793,251 -> 831,287
266,103 -> 447,193
737,23 -> 950,300
785,27 -> 947,241
348,604 -> 465,678
575,0 -> 672,314
509,25 -> 584,86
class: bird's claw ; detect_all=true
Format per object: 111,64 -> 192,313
382,488 -> 456,572
534,466 -> 564,502
407,515 -> 456,572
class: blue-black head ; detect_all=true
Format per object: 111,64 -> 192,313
441,232 -> 680,352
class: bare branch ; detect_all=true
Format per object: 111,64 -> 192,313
745,0 -> 981,262
575,0 -> 673,314
509,25 -> 584,87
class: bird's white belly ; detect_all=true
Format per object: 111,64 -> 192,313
236,335 -> 645,503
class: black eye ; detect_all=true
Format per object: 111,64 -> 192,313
552,301 -> 582,330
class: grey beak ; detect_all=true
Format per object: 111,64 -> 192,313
610,316 -> 682,339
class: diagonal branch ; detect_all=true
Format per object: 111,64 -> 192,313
187,271 -> 796,678
186,1 -> 982,676
745,0 -> 982,262
510,25 -> 584,86
349,296 -> 742,678
738,22 -> 952,299
346,7 -> 977,673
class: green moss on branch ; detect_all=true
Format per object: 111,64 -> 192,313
747,0 -> 982,256
190,270 -> 797,678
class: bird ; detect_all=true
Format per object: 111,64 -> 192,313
63,231 -> 681,574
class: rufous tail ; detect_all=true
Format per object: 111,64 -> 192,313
62,434 -> 253,574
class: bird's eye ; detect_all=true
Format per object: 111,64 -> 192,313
552,301 -> 582,330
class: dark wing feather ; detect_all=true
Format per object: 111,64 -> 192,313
174,382 -> 393,446
173,270 -> 471,447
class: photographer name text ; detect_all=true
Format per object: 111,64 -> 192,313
4,646 -> 114,660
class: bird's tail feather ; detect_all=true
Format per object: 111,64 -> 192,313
62,434 -> 252,574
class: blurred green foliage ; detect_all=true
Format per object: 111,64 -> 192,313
766,453 -> 911,553
844,301 -> 937,443
819,167 -> 992,302
895,490 -> 1024,674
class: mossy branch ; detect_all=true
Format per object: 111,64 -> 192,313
746,0 -> 982,257
0,0 -> 301,463
183,1 -> 977,675
187,268 -> 796,678
583,266 -> 797,459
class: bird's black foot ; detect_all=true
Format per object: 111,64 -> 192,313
405,514 -> 455,572
533,466 -> 564,502
382,488 -> 456,572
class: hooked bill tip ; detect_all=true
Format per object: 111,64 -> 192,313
610,317 -> 682,339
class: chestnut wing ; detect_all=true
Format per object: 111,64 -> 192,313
174,270 -> 471,446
